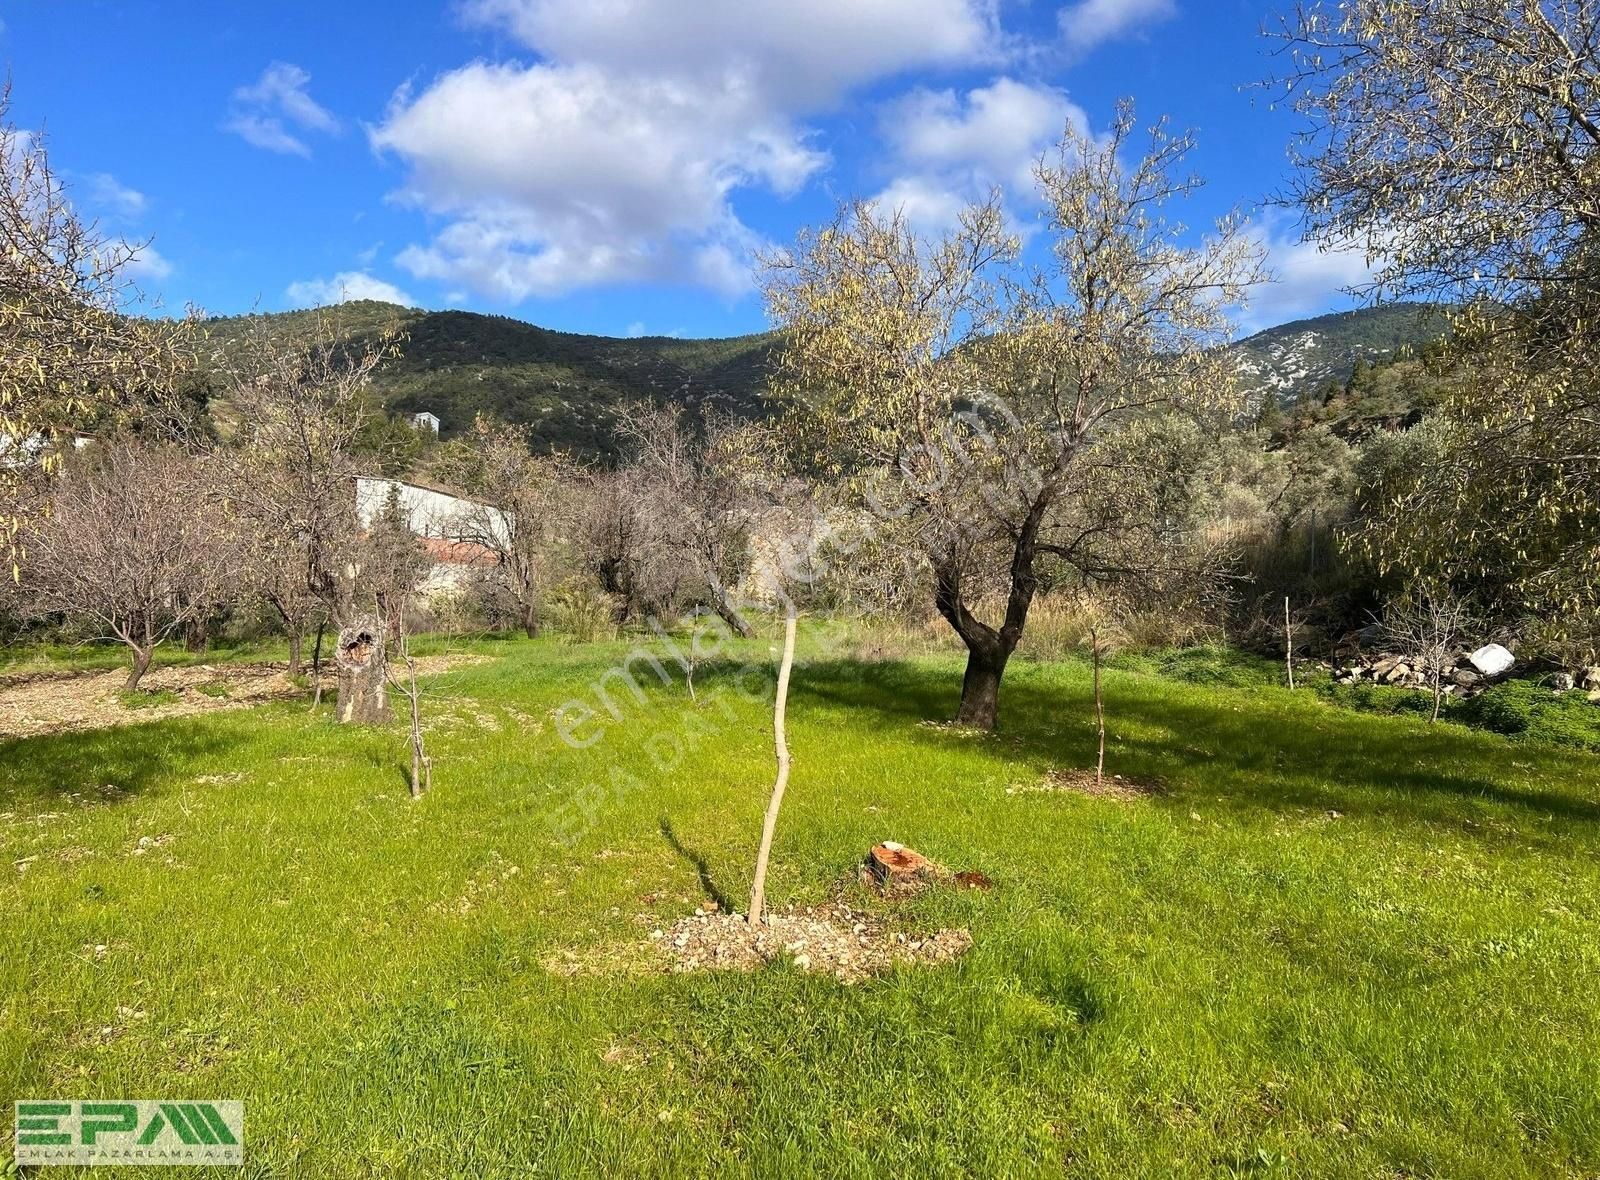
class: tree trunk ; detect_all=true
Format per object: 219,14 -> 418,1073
309,619 -> 326,711
521,600 -> 540,639
124,646 -> 154,693
954,644 -> 1008,730
748,607 -> 797,928
287,630 -> 303,679
185,615 -> 209,654
711,590 -> 755,639
334,614 -> 392,725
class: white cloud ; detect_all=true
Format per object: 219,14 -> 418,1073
1058,0 -> 1176,54
374,0 -> 1001,300
463,0 -> 996,104
624,321 -> 647,338
86,173 -> 147,219
285,270 -> 417,308
124,243 -> 173,281
225,62 -> 338,157
1238,211 -> 1377,332
869,78 -> 1084,234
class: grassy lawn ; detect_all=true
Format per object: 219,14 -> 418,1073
3,632 -> 1598,1177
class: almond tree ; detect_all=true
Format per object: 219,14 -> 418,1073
433,416 -> 573,637
763,104 -> 1262,728
0,86 -> 190,576
24,444 -> 238,690
617,403 -> 771,637
222,314 -> 403,723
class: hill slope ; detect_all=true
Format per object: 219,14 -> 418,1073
1232,303 -> 1447,411
201,303 -> 779,458
202,301 -> 1447,457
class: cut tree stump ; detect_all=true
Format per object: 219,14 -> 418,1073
861,842 -> 938,891
334,614 -> 393,725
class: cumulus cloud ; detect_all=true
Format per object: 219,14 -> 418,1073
1237,211 -> 1377,332
124,243 -> 173,281
85,173 -> 147,219
869,78 -> 1085,234
225,62 -> 338,157
373,0 -> 1001,300
285,270 -> 416,308
1058,0 -> 1176,54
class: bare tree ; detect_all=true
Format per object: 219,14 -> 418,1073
1380,583 -> 1472,723
0,86 -> 192,575
24,444 -> 238,690
433,416 -> 572,637
388,618 -> 432,801
617,403 -> 771,637
576,464 -> 652,622
221,313 -> 403,723
764,106 -> 1261,729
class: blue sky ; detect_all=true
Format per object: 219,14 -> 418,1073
5,0 -> 1371,338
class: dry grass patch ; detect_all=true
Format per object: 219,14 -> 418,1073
1010,768 -> 1167,802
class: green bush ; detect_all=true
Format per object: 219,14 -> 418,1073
1456,681 -> 1600,751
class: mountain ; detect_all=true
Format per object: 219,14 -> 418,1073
1231,303 -> 1448,411
200,303 -> 779,458
201,301 -> 1448,458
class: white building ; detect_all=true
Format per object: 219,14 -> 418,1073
354,476 -> 507,543
411,411 -> 441,435
355,476 -> 510,594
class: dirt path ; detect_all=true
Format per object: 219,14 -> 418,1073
0,653 -> 489,741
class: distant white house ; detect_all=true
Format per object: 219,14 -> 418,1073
354,476 -> 510,594
411,411 -> 441,435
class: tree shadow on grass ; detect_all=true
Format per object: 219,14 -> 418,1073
658,816 -> 733,913
777,657 -> 1600,842
0,718 -> 246,812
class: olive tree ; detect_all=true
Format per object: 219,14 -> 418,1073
763,104 -> 1262,728
1276,0 -> 1600,650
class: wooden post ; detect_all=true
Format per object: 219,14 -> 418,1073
1284,597 -> 1296,691
1092,626 -> 1106,785
749,607 -> 798,929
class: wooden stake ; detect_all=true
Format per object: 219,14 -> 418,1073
748,607 -> 798,929
1092,626 -> 1106,785
1284,596 -> 1296,691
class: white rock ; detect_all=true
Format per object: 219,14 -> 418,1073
1468,643 -> 1515,677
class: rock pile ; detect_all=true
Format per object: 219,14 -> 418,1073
1331,642 -> 1517,697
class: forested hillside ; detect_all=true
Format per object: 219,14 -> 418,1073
201,303 -> 777,458
201,301 -> 1443,460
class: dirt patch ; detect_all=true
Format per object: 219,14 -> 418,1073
1010,768 -> 1167,802
0,653 -> 491,740
649,902 -> 972,984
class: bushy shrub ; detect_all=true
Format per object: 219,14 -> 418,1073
545,584 -> 619,644
1455,681 -> 1600,751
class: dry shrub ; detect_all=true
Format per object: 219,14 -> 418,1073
546,584 -> 620,644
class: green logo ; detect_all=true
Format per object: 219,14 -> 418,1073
15,1100 -> 243,1166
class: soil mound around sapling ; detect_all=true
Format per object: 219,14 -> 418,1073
651,902 -> 972,984
1009,768 -> 1167,802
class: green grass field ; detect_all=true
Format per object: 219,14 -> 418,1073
3,632 -> 1599,1177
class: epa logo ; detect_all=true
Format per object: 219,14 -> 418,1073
15,1101 -> 244,1166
